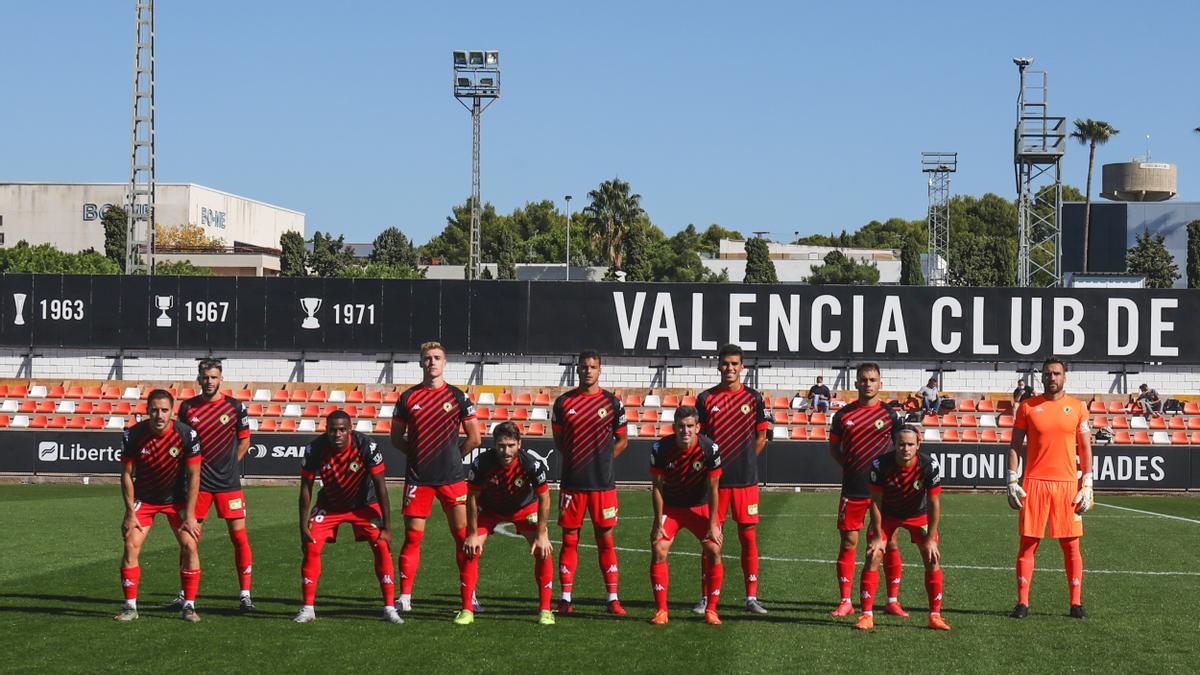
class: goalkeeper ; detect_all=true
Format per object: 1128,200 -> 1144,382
1005,357 -> 1094,620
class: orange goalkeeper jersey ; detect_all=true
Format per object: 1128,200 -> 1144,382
1014,394 -> 1089,481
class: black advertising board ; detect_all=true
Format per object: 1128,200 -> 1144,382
0,276 -> 1196,362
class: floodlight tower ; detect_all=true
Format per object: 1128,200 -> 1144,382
453,50 -> 500,280
1012,58 -> 1066,287
126,0 -> 156,274
921,152 -> 957,286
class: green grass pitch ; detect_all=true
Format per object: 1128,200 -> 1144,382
1,485 -> 1197,673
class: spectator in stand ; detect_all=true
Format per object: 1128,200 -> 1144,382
916,378 -> 945,415
809,376 -> 832,413
1136,384 -> 1164,418
1017,382 -> 1035,405
1012,378 -> 1026,406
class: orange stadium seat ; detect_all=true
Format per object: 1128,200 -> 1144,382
0,415 -> 9,428
272,390 -> 289,402
1184,401 -> 1200,415
320,405 -> 338,416
234,389 -> 252,401
960,414 -> 978,427
1115,431 -> 1132,444
1132,431 -> 1152,444
922,414 -> 939,426
36,401 -> 55,414
941,414 -> 959,427
1188,417 -> 1200,430
977,400 -> 997,413
179,388 -> 197,400
360,406 -> 378,419
809,426 -> 828,441
17,401 -> 35,414
642,409 -> 659,423
942,429 -> 961,442
1088,400 -> 1107,414
773,411 -> 789,425
68,416 -> 86,429
534,393 -> 551,407
30,415 -> 48,429
248,404 -> 264,416
772,397 -> 790,410
82,385 -> 103,399
1112,416 -> 1129,429
137,401 -> 151,415
511,408 -> 529,421
999,429 -> 1013,443
0,385 -> 7,398
998,415 -> 1014,428
658,424 -> 673,437
624,394 -> 642,408
94,402 -> 112,414
1168,416 -> 1186,430
496,392 -> 514,406
86,416 -> 104,429
1107,400 -> 1127,414
47,385 -> 65,398
302,405 -> 320,418
64,386 -> 84,399
625,409 -> 639,423
343,405 -> 359,417
961,429 -> 980,442
317,420 -> 328,433
10,385 -> 28,398
639,424 -> 657,438
515,393 -> 533,406
527,423 -> 546,436
1191,432 -> 1200,444
492,408 -> 509,421
374,420 -> 392,434
476,407 -> 491,420
278,420 -> 297,432
790,426 -> 807,440
957,399 -> 976,412
220,388 -> 234,398
384,391 -> 400,404
1171,432 -> 1190,445
346,391 -> 365,404
682,395 -> 697,407
266,404 -> 283,417
259,419 -> 278,432
290,390 -> 310,402
810,412 -> 828,426
791,412 -> 808,425
365,391 -> 382,404
308,390 -> 327,403
1149,417 -> 1167,430
1092,415 -> 1109,428
981,429 -> 999,442
660,395 -> 679,408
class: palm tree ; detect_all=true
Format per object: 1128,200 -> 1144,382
1070,119 -> 1119,273
583,177 -> 644,272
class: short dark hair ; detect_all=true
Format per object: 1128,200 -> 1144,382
674,405 -> 699,424
857,362 -> 881,378
492,421 -> 522,442
578,349 -> 601,365
326,410 -> 352,426
898,425 -> 922,442
197,358 -> 223,374
1042,357 -> 1068,373
718,343 -> 743,361
816,375 -> 823,382
146,388 -> 174,407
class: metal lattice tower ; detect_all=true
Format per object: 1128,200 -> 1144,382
452,51 -> 500,280
921,152 -> 957,286
125,0 -> 156,274
1013,58 -> 1066,287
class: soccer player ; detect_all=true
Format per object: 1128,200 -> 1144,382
391,341 -> 481,614
171,359 -> 255,611
114,389 -> 202,622
294,411 -> 401,624
1006,357 -> 1093,620
648,406 -> 724,626
460,422 -> 555,626
693,343 -> 769,615
551,349 -> 628,616
855,426 -> 950,631
827,362 -> 905,618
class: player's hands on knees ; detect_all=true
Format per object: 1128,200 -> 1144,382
1006,470 -> 1026,510
650,525 -> 667,544
706,524 -> 724,548
377,527 -> 392,546
122,512 -> 143,535
924,539 -> 941,566
181,517 -> 201,541
300,526 -> 315,547
531,534 -> 552,559
463,533 -> 483,559
866,535 -> 886,561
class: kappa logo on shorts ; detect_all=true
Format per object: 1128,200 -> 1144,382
603,506 -> 618,520
228,498 -> 243,510
442,401 -> 454,413
747,503 -> 758,516
740,404 -> 750,414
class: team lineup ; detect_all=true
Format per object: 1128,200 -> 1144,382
114,346 -> 1095,629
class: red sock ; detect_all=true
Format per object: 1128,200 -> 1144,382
180,568 -> 201,603
700,554 -> 711,600
559,530 -> 579,595
1016,535 -> 1040,605
230,527 -> 253,592
650,561 -> 669,612
399,528 -> 424,595
596,530 -> 619,596
120,565 -> 140,601
1059,537 -> 1083,605
302,540 -> 324,605
836,547 -> 857,602
859,569 -> 879,614
925,568 -> 944,614
738,527 -> 759,598
452,528 -> 471,610
535,549 -> 554,611
884,547 -> 903,600
373,539 -> 396,607
706,561 -> 724,612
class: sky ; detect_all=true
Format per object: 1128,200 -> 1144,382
3,1 -> 1199,246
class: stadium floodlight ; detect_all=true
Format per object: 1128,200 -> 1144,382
1012,57 -> 1034,68
453,50 -> 501,280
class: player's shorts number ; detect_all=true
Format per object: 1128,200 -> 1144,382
560,493 -> 573,510
185,301 -> 230,323
310,508 -> 327,523
405,485 -> 418,505
40,298 -> 84,321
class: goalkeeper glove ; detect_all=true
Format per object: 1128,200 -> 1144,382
1006,469 -> 1026,510
1072,472 -> 1094,513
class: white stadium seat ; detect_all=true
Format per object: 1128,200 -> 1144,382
1,400 -> 17,413
28,385 -> 49,399
283,404 -> 302,417
1130,416 -> 1149,429
772,426 -> 789,440
643,394 -> 662,408
327,389 -> 347,403
298,419 -> 316,432
477,392 -> 496,406
253,389 -> 272,402
121,387 -> 141,400
661,408 -> 675,423
627,423 -> 639,437
380,405 -> 394,418
531,408 -> 549,421
106,417 -> 125,429
247,418 -> 259,431
791,397 -> 807,410
1152,431 -> 1171,445
923,428 -> 942,442
56,400 -> 76,414
354,420 -> 372,433
978,414 -> 997,428
11,415 -> 30,428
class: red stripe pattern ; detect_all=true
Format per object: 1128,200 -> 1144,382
649,434 -> 722,507
551,389 -> 626,490
868,452 -> 942,519
830,401 -> 902,498
178,395 -> 250,492
122,420 -> 202,505
467,448 -> 549,515
300,432 -> 385,512
393,383 -> 475,486
695,385 -> 768,487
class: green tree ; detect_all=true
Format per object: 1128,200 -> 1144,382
101,205 -> 127,272
698,224 -> 743,257
370,227 -> 418,269
308,231 -> 356,278
621,222 -> 654,281
583,177 -> 644,273
1187,220 -> 1200,289
280,230 -> 307,277
900,235 -> 923,285
153,260 -> 212,276
1070,119 -> 1120,272
949,234 -> 1017,287
495,227 -> 518,280
806,250 -> 879,285
0,241 -> 120,274
743,237 -> 778,283
421,198 -> 501,266
338,262 -> 424,279
1126,229 -> 1180,289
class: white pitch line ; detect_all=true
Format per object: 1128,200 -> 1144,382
1095,502 -> 1200,525
492,524 -> 1200,578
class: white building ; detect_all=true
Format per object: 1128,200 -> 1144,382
0,183 -> 304,275
701,239 -> 901,283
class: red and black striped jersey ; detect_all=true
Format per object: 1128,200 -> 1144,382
393,383 -> 476,486
301,431 -> 385,512
830,400 -> 902,499
178,395 -> 251,493
121,419 -> 202,505
467,447 -> 549,515
649,434 -> 722,508
551,388 -> 626,491
869,452 -> 942,519
695,384 -> 769,487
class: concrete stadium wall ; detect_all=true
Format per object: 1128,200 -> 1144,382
1,348 -> 1195,395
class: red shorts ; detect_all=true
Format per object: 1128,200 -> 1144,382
836,496 -> 871,532
477,501 -> 540,535
558,489 -> 619,530
402,481 -> 468,518
717,485 -> 760,525
882,514 -> 938,545
132,501 -> 186,529
658,504 -> 713,541
195,490 -> 247,521
307,503 -> 384,543
1019,478 -> 1084,539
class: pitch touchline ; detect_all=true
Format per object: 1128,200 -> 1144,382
491,524 -> 1200,577
1095,502 -> 1200,524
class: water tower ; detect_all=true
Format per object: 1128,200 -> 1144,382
1101,160 -> 1178,201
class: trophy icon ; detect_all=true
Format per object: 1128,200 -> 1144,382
300,297 -> 322,329
154,296 -> 174,328
12,293 -> 27,326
